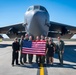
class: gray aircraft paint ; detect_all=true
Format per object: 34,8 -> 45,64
24,5 -> 50,38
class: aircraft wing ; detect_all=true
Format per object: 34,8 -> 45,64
48,21 -> 76,39
0,23 -> 25,38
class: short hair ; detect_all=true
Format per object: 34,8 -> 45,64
25,34 -> 28,36
14,37 -> 18,41
58,36 -> 61,39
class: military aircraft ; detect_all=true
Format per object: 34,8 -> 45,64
0,5 -> 76,39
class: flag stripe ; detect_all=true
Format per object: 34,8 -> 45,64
22,50 -> 45,52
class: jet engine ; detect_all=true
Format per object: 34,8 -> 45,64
61,27 -> 69,35
7,27 -> 18,35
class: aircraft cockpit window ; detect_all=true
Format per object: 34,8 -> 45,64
34,6 -> 39,10
40,6 -> 47,12
28,7 -> 33,11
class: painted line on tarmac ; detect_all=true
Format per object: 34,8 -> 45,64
44,64 -> 48,75
40,64 -> 44,75
37,63 -> 48,75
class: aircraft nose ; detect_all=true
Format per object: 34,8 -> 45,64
30,11 -> 49,36
24,10 -> 49,37
33,11 -> 50,26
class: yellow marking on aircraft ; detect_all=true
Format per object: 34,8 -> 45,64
40,64 -> 44,75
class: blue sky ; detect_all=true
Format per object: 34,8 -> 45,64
0,0 -> 76,38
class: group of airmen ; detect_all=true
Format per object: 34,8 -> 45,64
12,34 -> 64,66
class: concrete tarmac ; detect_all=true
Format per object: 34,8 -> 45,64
0,41 -> 76,75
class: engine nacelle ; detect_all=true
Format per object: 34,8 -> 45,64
7,27 -> 18,35
61,27 -> 69,35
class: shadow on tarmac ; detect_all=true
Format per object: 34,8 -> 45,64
13,62 -> 39,69
13,62 -> 76,70
54,45 -> 76,63
44,63 -> 76,69
0,44 -> 12,48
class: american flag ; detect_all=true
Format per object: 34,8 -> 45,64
22,40 -> 46,55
